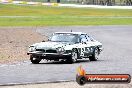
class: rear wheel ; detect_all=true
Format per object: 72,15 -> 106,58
30,55 -> 41,64
89,47 -> 99,61
66,49 -> 78,64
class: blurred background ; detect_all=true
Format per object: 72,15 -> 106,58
14,0 -> 132,6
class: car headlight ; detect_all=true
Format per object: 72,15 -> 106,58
29,46 -> 36,52
57,47 -> 65,54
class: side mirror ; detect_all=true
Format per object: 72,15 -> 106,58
48,38 -> 51,41
48,36 -> 51,41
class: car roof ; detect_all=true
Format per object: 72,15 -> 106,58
54,32 -> 86,35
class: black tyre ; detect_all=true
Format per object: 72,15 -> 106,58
76,75 -> 86,85
30,55 -> 41,64
66,49 -> 78,64
89,47 -> 99,61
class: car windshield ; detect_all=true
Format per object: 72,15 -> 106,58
50,33 -> 79,43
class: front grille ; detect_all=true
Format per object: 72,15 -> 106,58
46,50 -> 57,53
65,50 -> 71,53
36,49 -> 57,53
36,49 -> 45,52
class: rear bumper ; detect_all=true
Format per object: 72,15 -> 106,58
27,52 -> 71,59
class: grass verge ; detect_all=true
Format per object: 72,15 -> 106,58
0,4 -> 132,26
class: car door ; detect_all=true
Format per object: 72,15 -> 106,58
79,34 -> 90,57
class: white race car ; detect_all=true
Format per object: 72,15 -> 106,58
27,32 -> 103,64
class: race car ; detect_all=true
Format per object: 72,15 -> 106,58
27,32 -> 103,64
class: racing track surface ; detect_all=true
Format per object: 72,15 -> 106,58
0,26 -> 132,85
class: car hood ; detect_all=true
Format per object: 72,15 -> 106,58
31,41 -> 72,50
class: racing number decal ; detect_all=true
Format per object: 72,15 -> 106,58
81,48 -> 85,56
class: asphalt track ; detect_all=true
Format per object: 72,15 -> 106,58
0,26 -> 132,85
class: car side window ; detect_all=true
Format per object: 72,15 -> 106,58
80,34 -> 88,43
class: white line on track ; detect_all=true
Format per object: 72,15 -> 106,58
56,16 -> 132,18
1,16 -> 132,18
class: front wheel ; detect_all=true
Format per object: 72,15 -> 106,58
89,47 -> 99,61
30,55 -> 41,64
66,49 -> 78,64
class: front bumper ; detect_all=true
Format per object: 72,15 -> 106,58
27,51 -> 71,59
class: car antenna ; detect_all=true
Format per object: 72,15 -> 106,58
71,30 -> 72,32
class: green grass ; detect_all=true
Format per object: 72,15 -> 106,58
0,4 -> 132,26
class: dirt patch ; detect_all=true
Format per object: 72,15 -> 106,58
0,27 -> 46,64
